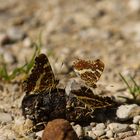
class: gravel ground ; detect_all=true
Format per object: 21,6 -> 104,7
0,0 -> 140,139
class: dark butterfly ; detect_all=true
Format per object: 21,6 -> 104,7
23,53 -> 59,95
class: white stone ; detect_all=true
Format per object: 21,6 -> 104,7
106,130 -> 113,138
36,130 -> 43,138
3,52 -> 15,64
73,124 -> 83,137
95,123 -> 106,130
129,124 -> 138,130
93,129 -> 105,137
133,115 -> 140,124
65,78 -> 84,96
84,126 -> 92,136
23,37 -> 32,47
108,123 -> 129,133
88,131 -> 97,139
83,126 -> 92,132
116,104 -> 138,121
90,122 -> 96,127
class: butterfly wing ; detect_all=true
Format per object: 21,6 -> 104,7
73,59 -> 104,88
71,86 -> 117,109
23,54 -> 58,95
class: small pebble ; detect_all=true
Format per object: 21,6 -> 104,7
133,115 -> 140,124
7,27 -> 26,41
90,122 -> 96,127
108,123 -> 129,133
88,131 -> 97,140
83,126 -> 92,135
92,129 -> 105,137
3,52 -> 16,64
116,131 -> 135,139
73,124 -> 83,137
116,104 -> 139,121
65,78 -> 84,96
106,130 -> 113,138
23,37 -> 32,47
95,123 -> 106,130
123,135 -> 140,140
83,126 -> 92,132
36,130 -> 43,138
0,112 -> 12,123
129,124 -> 138,130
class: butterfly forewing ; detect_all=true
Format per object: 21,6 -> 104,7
23,53 -> 58,95
73,59 -> 104,88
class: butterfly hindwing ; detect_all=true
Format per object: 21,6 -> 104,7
71,86 -> 116,109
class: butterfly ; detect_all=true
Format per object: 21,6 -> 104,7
22,54 -> 66,133
23,53 -> 59,95
72,58 -> 118,110
73,58 -> 104,88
